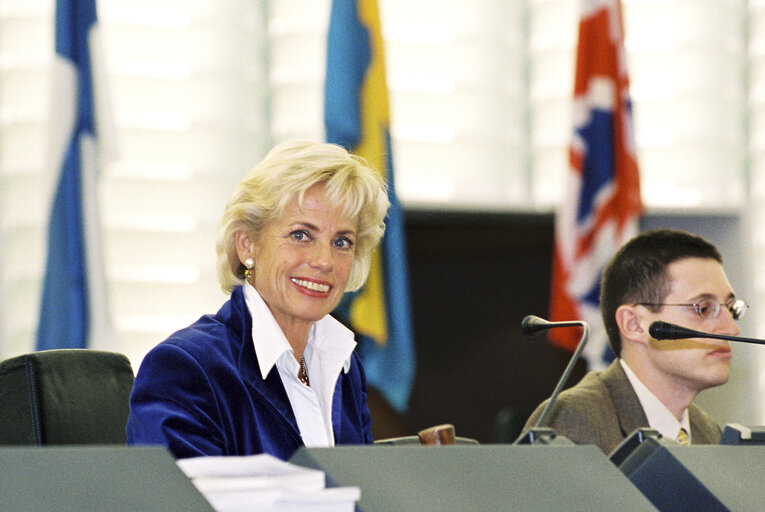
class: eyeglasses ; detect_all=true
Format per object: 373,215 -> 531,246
635,298 -> 749,321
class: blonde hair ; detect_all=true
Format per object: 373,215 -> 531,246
216,140 -> 390,293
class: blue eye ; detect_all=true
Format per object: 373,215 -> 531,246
290,230 -> 310,241
333,236 -> 353,249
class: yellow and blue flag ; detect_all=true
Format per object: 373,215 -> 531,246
324,0 -> 415,413
37,0 -> 113,350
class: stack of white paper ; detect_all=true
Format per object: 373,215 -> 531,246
177,454 -> 360,512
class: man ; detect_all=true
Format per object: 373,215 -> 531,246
522,228 -> 745,454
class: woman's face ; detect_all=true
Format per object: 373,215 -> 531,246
250,183 -> 357,337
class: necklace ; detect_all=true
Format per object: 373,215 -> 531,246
299,356 -> 310,386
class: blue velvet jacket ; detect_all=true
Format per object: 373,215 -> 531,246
126,286 -> 373,460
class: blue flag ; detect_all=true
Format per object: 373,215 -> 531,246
325,0 -> 416,413
37,0 -> 112,350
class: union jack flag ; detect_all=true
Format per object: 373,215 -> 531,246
548,0 -> 642,369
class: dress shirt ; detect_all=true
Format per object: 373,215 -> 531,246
620,359 -> 691,443
243,283 -> 355,447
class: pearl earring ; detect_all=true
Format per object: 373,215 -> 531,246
244,258 -> 254,282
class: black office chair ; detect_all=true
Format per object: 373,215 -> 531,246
0,349 -> 135,445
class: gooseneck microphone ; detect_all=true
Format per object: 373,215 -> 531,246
517,315 -> 590,439
522,315 -> 588,336
649,321 -> 765,346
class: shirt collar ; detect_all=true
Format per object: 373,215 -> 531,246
242,283 -> 355,380
620,359 -> 691,441
310,312 -> 356,373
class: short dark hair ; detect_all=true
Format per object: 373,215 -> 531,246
600,228 -> 722,356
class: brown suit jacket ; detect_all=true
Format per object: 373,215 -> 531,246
522,359 -> 722,455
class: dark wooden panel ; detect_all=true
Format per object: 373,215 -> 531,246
369,210 -> 586,443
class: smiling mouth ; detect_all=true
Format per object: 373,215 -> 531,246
291,278 -> 330,293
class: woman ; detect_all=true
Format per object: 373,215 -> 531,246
127,140 -> 389,460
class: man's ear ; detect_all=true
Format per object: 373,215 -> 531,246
234,230 -> 255,263
615,304 -> 651,346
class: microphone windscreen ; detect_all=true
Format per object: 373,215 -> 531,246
649,321 -> 703,340
648,321 -> 671,339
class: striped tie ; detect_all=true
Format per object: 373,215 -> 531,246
677,428 -> 690,446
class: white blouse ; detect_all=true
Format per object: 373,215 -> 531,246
242,282 -> 356,446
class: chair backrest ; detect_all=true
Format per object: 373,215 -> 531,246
0,349 -> 135,445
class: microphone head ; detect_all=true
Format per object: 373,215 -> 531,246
648,321 -> 671,339
521,315 -> 551,336
649,321 -> 704,341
